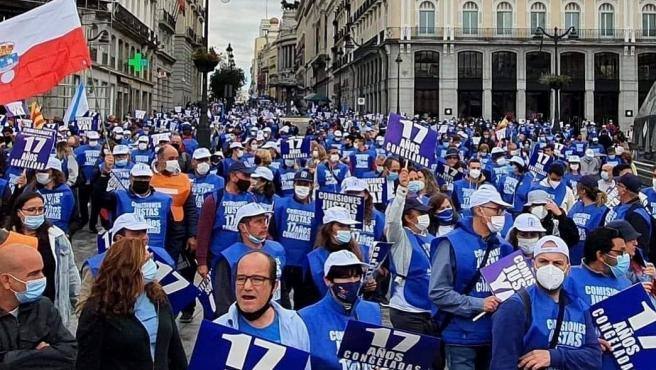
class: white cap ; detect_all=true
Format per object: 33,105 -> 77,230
334,130 -> 343,137
229,142 -> 244,149
323,206 -> 360,225
469,186 -> 510,208
46,157 -> 62,172
533,235 -> 569,260
112,145 -> 130,155
112,126 -> 124,134
192,148 -> 211,159
86,131 -> 100,140
263,127 -> 272,133
234,203 -> 273,225
568,155 -> 581,163
261,141 -> 277,149
585,149 -> 595,157
323,250 -> 370,277
511,213 -> 546,233
525,189 -> 550,206
256,132 -> 265,141
130,163 -> 153,177
58,125 -> 69,132
251,166 -> 274,181
341,176 -> 368,193
509,156 -> 525,167
138,135 -> 149,143
491,147 -> 505,155
110,213 -> 151,235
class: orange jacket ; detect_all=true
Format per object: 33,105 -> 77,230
0,229 -> 38,249
150,172 -> 192,222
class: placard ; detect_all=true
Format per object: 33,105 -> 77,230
76,116 -> 94,132
316,191 -> 365,226
156,261 -> 199,315
384,113 -> 437,168
362,177 -> 387,205
135,109 -> 146,120
151,132 -> 171,145
435,162 -> 463,187
480,250 -> 535,301
189,321 -> 310,370
9,127 -> 56,170
528,148 -> 553,178
280,136 -> 311,159
338,320 -> 440,370
4,101 -> 26,116
590,284 -> 656,370
174,106 -> 182,113
364,242 -> 392,281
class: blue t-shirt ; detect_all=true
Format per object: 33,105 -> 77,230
237,312 -> 281,343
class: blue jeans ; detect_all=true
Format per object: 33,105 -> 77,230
445,344 -> 491,370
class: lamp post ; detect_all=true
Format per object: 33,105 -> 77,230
395,53 -> 403,115
534,26 -> 576,131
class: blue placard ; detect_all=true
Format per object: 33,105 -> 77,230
590,284 -> 656,370
384,114 -> 437,168
480,250 -> 535,302
527,147 -> 553,178
435,162 -> 463,187
189,320 -> 310,370
316,191 -> 365,226
361,177 -> 388,205
280,136 -> 311,159
9,127 -> 56,170
364,242 -> 392,281
155,262 -> 199,315
337,320 -> 440,370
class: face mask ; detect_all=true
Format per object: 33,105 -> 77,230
487,215 -> 505,233
605,253 -> 630,278
8,275 -> 47,304
601,172 -> 610,181
376,166 -> 384,173
89,140 -> 99,147
116,159 -> 128,167
608,155 -> 616,159
294,186 -> 310,199
437,208 -> 454,223
330,154 -> 340,162
247,232 -> 266,245
330,280 -> 361,305
408,180 -> 424,193
132,180 -> 150,194
235,150 -> 244,159
469,169 -> 481,179
387,172 -> 399,181
312,150 -> 319,158
22,214 -> 45,230
237,178 -> 252,192
550,180 -> 561,189
196,162 -> 210,176
517,237 -> 539,255
36,173 -> 50,185
335,230 -> 352,244
535,264 -> 565,291
496,158 -> 507,166
415,214 -> 430,232
138,143 -> 148,151
115,134 -> 123,140
334,136 -> 342,142
570,164 -> 579,171
142,259 -> 158,284
165,160 -> 180,174
531,205 -> 548,220
283,159 -> 295,168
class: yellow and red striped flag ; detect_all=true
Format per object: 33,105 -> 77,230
30,101 -> 45,128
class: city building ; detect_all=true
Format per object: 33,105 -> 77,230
250,17 -> 280,97
297,0 -> 656,130
171,0 -> 205,107
269,2 -> 301,109
252,18 -> 281,98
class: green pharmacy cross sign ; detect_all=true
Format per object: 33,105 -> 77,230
128,53 -> 149,72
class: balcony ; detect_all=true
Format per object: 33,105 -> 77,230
385,27 -> 636,42
186,27 -> 197,44
159,9 -> 175,33
113,2 -> 150,43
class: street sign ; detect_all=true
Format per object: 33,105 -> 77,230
357,97 -> 365,106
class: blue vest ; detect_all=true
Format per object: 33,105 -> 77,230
4,166 -> 22,192
564,173 -> 582,191
106,163 -> 134,191
499,173 -> 521,205
349,151 -> 374,178
0,178 -> 7,198
433,217 -> 513,345
532,181 -> 568,207
567,202 -> 608,265
74,145 -> 101,184
351,210 -> 385,250
209,190 -> 254,263
60,156 -> 69,179
389,230 -> 435,311
273,196 -> 317,267
115,190 -> 172,250
131,149 -> 154,165
641,187 -> 656,219
316,162 -> 349,193
605,202 -> 652,239
220,241 -> 286,301
85,245 -> 175,278
279,167 -> 296,196
37,184 -> 75,233
183,138 -> 198,156
299,294 -> 381,370
308,245 -> 370,297
190,173 -> 225,213
452,179 -> 477,212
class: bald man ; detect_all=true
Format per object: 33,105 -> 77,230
0,244 -> 77,369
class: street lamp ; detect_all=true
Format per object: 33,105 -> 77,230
395,53 -> 403,115
534,26 -> 576,131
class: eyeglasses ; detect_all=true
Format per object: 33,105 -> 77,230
235,275 -> 272,286
481,206 -> 504,216
21,207 -> 45,214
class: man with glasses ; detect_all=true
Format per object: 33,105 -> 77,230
214,250 -> 310,367
430,186 -> 514,370
213,203 -> 286,317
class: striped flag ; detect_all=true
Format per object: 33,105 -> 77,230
29,101 -> 45,128
63,82 -> 89,123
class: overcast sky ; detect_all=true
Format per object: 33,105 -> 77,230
208,0 -> 282,89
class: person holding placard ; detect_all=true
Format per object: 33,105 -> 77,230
342,176 -> 385,251
490,236 -> 602,370
605,220 -> 655,285
299,250 -> 382,370
430,186 -> 514,370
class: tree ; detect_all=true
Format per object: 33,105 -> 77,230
209,65 -> 246,100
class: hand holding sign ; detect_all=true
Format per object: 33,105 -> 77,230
9,128 -> 56,170
399,167 -> 409,187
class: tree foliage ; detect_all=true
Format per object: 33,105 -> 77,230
209,65 -> 246,99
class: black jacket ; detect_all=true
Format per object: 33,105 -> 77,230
76,299 -> 187,370
0,297 -> 77,370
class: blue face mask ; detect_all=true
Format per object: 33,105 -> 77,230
142,259 -> 158,284
9,275 -> 47,304
331,280 -> 361,305
116,159 -> 128,167
407,180 -> 424,193
605,253 -> 630,278
22,214 -> 45,230
247,233 -> 266,245
387,172 -> 399,182
436,208 -> 454,223
335,230 -> 352,245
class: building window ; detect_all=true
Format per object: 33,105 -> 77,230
643,4 -> 656,37
496,2 -> 513,35
599,3 -> 614,37
564,3 -> 580,32
458,51 -> 483,79
594,52 -> 619,80
463,2 -> 479,35
419,1 -> 436,35
530,2 -> 546,34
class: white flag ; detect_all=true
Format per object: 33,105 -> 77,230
63,83 -> 89,123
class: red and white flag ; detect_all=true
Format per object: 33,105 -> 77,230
0,0 -> 91,105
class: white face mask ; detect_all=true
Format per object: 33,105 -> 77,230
196,162 -> 210,176
487,215 -> 505,233
570,164 -> 579,171
550,180 -> 561,189
165,160 -> 181,174
294,185 -> 311,199
415,214 -> 431,232
531,205 -> 548,220
330,154 -> 340,162
535,264 -> 566,291
469,169 -> 481,179
517,237 -> 539,255
36,173 -> 51,185
138,143 -> 148,151
600,172 -> 610,181
89,140 -> 99,147
312,150 -> 319,158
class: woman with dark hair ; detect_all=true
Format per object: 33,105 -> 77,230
76,238 -> 187,370
567,175 -> 609,265
428,193 -> 459,236
7,191 -> 79,328
250,166 -> 280,210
